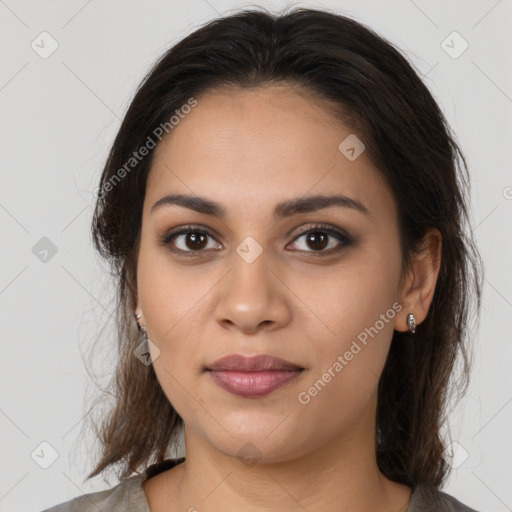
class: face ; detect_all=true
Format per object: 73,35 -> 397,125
136,85 -> 406,463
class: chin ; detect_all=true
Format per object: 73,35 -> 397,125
204,426 -> 310,466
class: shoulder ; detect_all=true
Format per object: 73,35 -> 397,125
409,483 -> 480,512
41,474 -> 149,512
41,458 -> 185,512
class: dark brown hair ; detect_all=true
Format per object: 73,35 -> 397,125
84,6 -> 483,488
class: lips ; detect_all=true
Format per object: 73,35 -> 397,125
205,354 -> 305,398
206,354 -> 304,372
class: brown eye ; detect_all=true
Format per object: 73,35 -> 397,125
304,231 -> 329,251
288,224 -> 353,254
182,231 -> 208,250
161,227 -> 220,254
160,223 -> 353,258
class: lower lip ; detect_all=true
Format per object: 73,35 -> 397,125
207,370 -> 304,398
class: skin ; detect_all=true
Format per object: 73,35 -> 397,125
135,84 -> 442,512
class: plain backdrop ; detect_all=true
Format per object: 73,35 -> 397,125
0,1 -> 511,511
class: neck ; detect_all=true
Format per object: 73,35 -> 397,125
169,398 -> 411,512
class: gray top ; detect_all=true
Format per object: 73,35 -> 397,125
41,459 -> 480,512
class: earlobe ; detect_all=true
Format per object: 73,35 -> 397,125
395,228 -> 442,333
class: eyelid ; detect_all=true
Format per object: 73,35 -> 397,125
290,223 -> 351,241
160,223 -> 220,242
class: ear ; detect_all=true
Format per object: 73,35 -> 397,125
395,228 -> 442,332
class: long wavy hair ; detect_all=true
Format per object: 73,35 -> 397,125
83,6 -> 483,488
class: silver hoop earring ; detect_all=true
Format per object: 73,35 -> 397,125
134,313 -> 147,334
407,313 -> 416,334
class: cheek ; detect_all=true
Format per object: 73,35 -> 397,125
137,243 -> 214,338
294,249 -> 400,402
293,246 -> 400,344
139,266 -> 209,418
295,310 -> 395,435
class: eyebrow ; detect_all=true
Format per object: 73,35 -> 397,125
151,193 -> 369,220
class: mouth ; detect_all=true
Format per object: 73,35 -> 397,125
206,369 -> 305,398
205,354 -> 304,372
205,354 -> 305,398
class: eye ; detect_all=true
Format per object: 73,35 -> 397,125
287,223 -> 353,254
160,225 -> 221,255
159,223 -> 353,257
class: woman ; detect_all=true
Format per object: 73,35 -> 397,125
43,6 -> 483,512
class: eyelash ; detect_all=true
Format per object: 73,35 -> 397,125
159,223 -> 353,258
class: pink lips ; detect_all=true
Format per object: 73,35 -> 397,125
206,354 -> 305,398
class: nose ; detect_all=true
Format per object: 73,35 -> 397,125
213,250 -> 292,334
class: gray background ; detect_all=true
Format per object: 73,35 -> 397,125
0,1 -> 511,511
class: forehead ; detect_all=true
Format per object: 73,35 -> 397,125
146,85 -> 396,223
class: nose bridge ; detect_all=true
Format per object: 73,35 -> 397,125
232,243 -> 271,298
213,242 -> 290,331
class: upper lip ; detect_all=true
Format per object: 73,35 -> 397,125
206,354 -> 304,372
